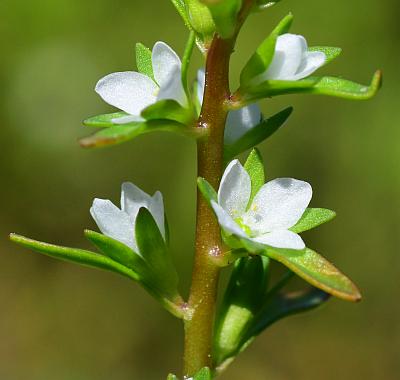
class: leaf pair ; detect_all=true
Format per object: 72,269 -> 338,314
10,208 -> 183,318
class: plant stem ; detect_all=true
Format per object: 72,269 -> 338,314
183,3 -> 255,376
183,35 -> 233,377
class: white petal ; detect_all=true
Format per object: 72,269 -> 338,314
90,198 -> 137,252
243,178 -> 312,234
218,160 -> 251,218
152,41 -> 182,88
121,181 -> 153,215
211,201 -> 247,238
149,191 -> 166,238
156,64 -> 187,106
121,182 -> 165,238
197,68 -> 206,105
253,229 -> 305,250
224,104 -> 262,145
112,114 -> 143,124
95,71 -> 157,116
262,34 -> 307,80
291,51 -> 326,80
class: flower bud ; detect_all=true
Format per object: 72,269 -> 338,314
185,0 -> 215,41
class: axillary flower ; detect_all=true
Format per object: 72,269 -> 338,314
261,33 -> 326,81
90,182 -> 165,255
95,41 -> 186,124
211,160 -> 312,250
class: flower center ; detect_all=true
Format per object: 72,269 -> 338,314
234,217 -> 253,237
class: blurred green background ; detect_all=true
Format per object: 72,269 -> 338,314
1,0 -> 399,379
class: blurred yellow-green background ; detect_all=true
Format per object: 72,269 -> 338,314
1,0 -> 399,379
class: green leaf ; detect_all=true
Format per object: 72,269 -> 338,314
290,208 -> 336,233
197,177 -> 218,206
309,46 -> 342,66
166,375 -> 178,380
136,42 -> 154,80
241,70 -> 382,101
247,286 -> 330,340
80,120 -> 202,148
186,0 -> 216,41
10,233 -> 140,282
194,367 -> 212,380
224,107 -> 293,162
265,247 -> 362,302
214,256 -> 269,364
79,123 -> 146,148
170,0 -> 192,29
141,99 -> 193,124
244,148 -> 264,204
240,13 -> 293,87
84,229 -> 140,270
135,208 -> 179,300
83,112 -> 128,128
200,0 -> 242,39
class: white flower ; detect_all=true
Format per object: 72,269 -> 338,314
95,41 -> 186,124
196,69 -> 262,145
261,33 -> 326,81
211,160 -> 312,250
90,182 -> 165,255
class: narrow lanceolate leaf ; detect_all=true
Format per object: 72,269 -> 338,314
197,177 -> 218,206
80,120 -> 201,148
240,13 -> 293,87
79,124 -> 145,148
83,112 -> 128,128
10,234 -> 140,282
200,0 -> 242,39
264,247 -> 362,302
241,70 -> 382,101
309,46 -> 342,66
135,208 -> 179,300
141,99 -> 193,124
244,287 -> 330,342
136,42 -> 154,80
84,229 -> 140,270
170,0 -> 192,29
290,208 -> 336,233
224,107 -> 292,162
244,148 -> 265,203
194,367 -> 212,380
214,256 -> 269,364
